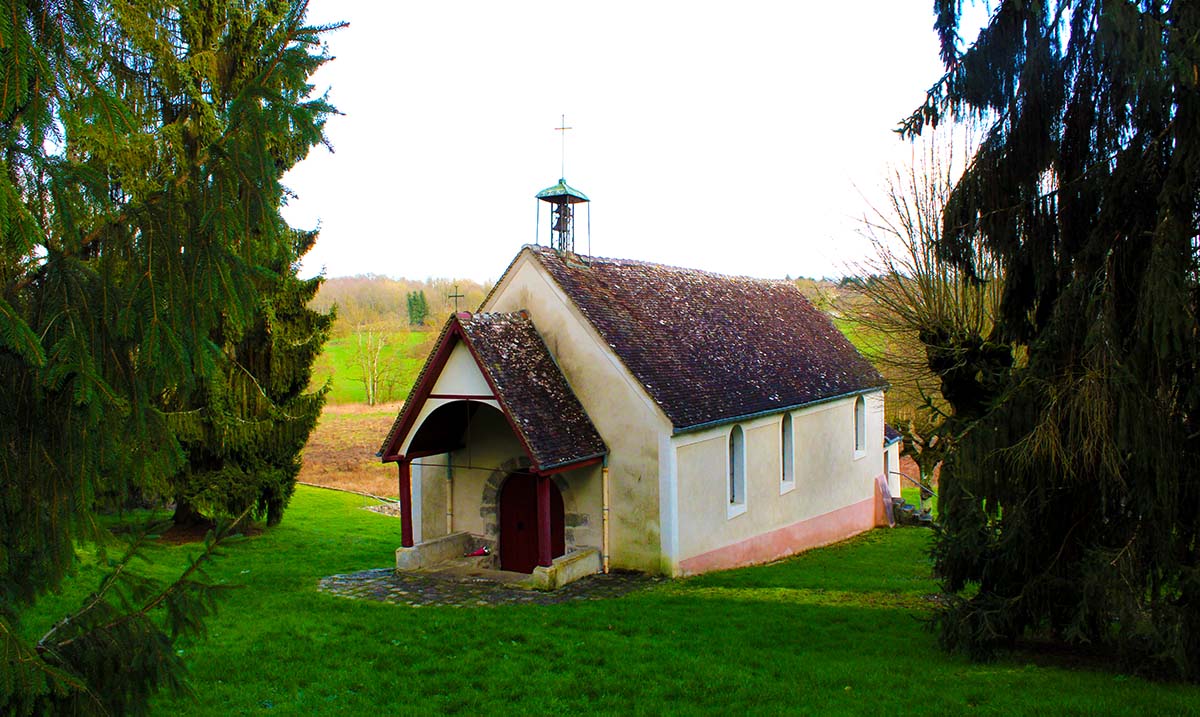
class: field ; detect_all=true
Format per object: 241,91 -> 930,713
298,402 -> 402,497
28,487 -> 1200,715
311,332 -> 432,405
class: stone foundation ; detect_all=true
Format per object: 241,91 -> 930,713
395,531 -> 477,570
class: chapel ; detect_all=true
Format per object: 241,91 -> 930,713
378,179 -> 899,586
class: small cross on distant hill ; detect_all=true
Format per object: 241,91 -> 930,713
448,284 -> 465,313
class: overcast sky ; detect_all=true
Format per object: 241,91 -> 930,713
282,1 -> 987,283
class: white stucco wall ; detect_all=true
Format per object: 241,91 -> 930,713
669,390 -> 886,572
443,405 -> 525,538
397,342 -> 499,457
415,455 -> 450,542
885,441 -> 902,498
483,252 -> 672,572
431,342 -> 493,396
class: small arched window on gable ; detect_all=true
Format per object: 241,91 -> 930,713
728,424 -> 746,517
853,395 -> 867,458
780,413 -> 795,493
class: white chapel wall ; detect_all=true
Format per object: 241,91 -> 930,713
672,391 -> 886,570
886,440 -> 902,498
442,405 -> 525,538
483,252 -> 672,572
416,458 -> 449,542
430,342 -> 493,396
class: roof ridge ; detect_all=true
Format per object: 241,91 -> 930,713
525,243 -> 797,285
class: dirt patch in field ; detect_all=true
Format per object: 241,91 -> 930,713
157,520 -> 263,545
298,402 -> 403,498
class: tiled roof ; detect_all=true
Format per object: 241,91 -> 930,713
525,245 -> 887,431
458,313 -> 607,470
379,312 -> 607,472
884,424 -> 903,446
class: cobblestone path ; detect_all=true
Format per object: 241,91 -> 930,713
318,568 -> 665,607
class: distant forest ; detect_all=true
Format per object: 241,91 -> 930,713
312,275 -> 492,334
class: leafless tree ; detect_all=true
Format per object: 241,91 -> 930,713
843,129 -> 1004,512
351,326 -> 401,406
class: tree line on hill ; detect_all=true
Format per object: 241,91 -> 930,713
311,275 -> 491,334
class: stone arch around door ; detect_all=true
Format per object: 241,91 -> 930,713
479,457 -> 588,554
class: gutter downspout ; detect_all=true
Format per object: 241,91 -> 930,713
602,456 -> 611,574
446,454 -> 454,535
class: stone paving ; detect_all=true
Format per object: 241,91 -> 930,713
318,566 -> 665,607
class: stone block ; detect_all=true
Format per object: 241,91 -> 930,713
524,547 -> 601,590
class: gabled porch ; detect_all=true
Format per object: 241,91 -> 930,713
377,312 -> 608,588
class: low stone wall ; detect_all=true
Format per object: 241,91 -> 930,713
526,548 -> 601,590
395,531 -> 475,570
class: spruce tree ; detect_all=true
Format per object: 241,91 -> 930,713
406,289 -> 429,326
904,1 -> 1200,678
416,289 -> 430,325
171,228 -> 332,527
0,0 -> 341,710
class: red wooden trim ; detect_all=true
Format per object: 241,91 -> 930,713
427,393 -> 496,400
380,309 -> 596,475
398,461 -> 414,548
533,455 -> 603,477
537,475 -> 552,567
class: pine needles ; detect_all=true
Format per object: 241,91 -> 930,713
1,0 -> 340,710
906,0 -> 1200,680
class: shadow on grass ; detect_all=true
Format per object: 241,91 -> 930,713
35,488 -> 1199,716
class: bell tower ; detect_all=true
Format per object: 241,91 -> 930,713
536,178 -> 589,254
535,115 -> 590,255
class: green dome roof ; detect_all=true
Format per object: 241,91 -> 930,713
535,178 -> 589,204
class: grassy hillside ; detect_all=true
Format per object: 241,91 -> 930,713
311,332 -> 432,405
25,488 -> 1200,715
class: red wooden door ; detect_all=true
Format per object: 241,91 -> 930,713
499,474 -> 565,573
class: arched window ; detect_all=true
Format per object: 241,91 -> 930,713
728,424 -> 746,515
854,395 -> 866,456
781,413 -> 794,490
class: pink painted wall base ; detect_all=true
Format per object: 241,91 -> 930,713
677,494 -> 878,576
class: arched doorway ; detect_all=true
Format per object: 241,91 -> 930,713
499,474 -> 565,573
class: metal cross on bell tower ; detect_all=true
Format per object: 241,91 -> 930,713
535,115 -> 590,256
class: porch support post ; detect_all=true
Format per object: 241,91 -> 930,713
399,459 -> 414,548
536,474 -> 552,567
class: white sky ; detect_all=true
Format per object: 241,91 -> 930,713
283,1 -> 987,283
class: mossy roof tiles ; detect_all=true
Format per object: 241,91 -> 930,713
524,245 -> 887,431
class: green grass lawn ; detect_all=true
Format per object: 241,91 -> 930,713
29,487 -> 1200,715
311,332 -> 431,405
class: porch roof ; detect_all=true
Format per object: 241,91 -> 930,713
378,312 -> 607,473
